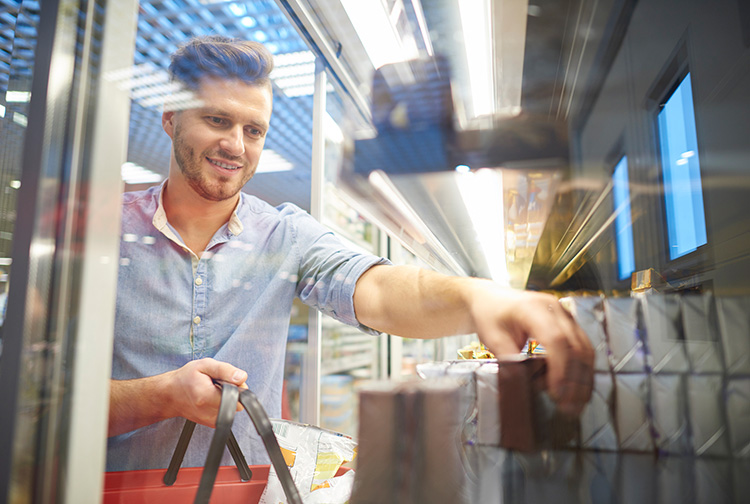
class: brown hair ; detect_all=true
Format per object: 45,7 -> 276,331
168,35 -> 274,90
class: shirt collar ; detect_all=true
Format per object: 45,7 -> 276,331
152,179 -> 245,237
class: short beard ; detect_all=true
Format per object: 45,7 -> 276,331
172,122 -> 252,202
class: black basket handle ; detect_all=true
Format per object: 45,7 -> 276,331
163,380 -> 302,504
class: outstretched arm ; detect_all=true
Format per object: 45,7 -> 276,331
352,264 -> 594,416
108,358 -> 248,437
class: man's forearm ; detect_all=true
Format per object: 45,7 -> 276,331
353,265 -> 481,339
109,375 -> 173,437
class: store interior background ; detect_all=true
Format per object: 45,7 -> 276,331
1,0 -> 750,502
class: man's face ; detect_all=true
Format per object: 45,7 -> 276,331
162,77 -> 273,202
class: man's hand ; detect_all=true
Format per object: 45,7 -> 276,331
354,264 -> 594,417
109,358 -> 248,437
467,283 -> 594,417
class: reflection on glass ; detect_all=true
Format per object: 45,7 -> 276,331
613,156 -> 635,281
658,72 -> 707,260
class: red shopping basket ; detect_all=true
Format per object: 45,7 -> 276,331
103,464 -> 351,504
104,381 -> 306,504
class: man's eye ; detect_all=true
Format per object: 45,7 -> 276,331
246,128 -> 263,137
207,116 -> 225,125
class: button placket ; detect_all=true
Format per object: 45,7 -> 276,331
192,261 -> 208,357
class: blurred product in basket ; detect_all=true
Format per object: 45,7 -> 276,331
260,420 -> 357,504
350,380 -> 469,504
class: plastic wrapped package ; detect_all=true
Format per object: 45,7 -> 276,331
650,373 -> 690,455
446,361 -> 482,445
655,455 -> 695,504
695,458 -> 734,504
350,379 -> 469,504
475,363 -> 500,446
604,298 -> 647,373
680,293 -> 724,374
259,420 -> 357,504
686,374 -> 730,457
716,296 -> 750,375
613,373 -> 652,451
560,296 -> 610,373
579,371 -> 617,451
580,451 -> 619,504
639,294 -> 689,374
726,377 -> 750,457
618,453 -> 656,504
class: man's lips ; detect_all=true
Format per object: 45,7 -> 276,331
207,157 -> 242,171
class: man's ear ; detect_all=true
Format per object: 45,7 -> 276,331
162,110 -> 176,138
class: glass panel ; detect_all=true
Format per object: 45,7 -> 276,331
613,155 -> 635,281
658,72 -> 707,260
0,0 -> 40,345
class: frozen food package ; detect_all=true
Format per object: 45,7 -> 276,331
614,373 -> 652,452
650,373 -> 690,455
259,419 -> 357,504
695,458 -> 733,504
350,379 -> 469,504
716,296 -> 750,375
496,355 -> 578,452
726,377 -> 750,457
579,371 -> 617,451
475,363 -> 500,445
604,297 -> 647,373
687,374 -> 730,457
680,293 -> 724,374
559,296 -> 610,372
446,360 -> 482,444
415,360 -> 449,379
639,294 -> 689,373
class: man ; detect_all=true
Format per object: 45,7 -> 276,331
107,36 -> 593,471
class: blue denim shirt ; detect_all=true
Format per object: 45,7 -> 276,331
107,182 -> 387,471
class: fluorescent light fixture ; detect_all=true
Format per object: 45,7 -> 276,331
241,16 -> 256,28
0,104 -> 5,118
121,162 -> 163,185
324,113 -> 344,145
13,112 -> 27,127
6,90 -> 30,102
456,168 -> 509,284
458,0 -> 493,118
228,2 -> 245,16
272,51 -> 316,97
256,149 -> 294,173
340,0 -> 415,69
458,0 -> 528,118
9,180 -> 20,189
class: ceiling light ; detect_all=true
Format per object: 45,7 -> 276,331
228,2 -> 245,16
458,0 -> 493,118
257,150 -> 294,173
456,168 -> 509,284
13,112 -> 27,127
6,90 -> 30,102
340,0 -> 415,69
121,162 -> 163,185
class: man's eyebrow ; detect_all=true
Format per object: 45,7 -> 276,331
199,107 -> 268,131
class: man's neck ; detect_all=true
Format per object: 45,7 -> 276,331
162,178 -> 239,254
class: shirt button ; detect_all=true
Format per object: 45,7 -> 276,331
195,277 -> 203,286
193,316 -> 201,325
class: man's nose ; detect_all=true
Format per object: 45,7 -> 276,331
219,126 -> 245,157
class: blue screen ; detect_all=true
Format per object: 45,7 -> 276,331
658,73 -> 707,259
613,155 -> 635,281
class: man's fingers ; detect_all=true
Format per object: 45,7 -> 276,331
197,357 -> 248,387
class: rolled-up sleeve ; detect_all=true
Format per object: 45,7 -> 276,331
292,209 -> 390,335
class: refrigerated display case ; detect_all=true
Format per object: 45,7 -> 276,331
1,0 -> 749,502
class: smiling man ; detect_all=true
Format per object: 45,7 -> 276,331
107,35 -> 593,472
